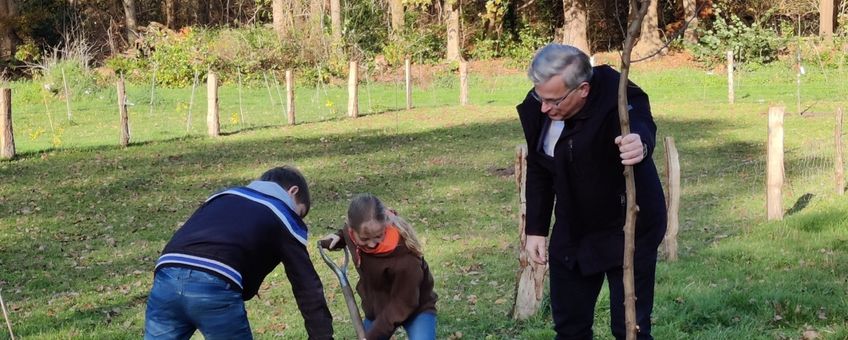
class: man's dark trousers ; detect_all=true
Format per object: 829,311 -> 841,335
549,252 -> 658,340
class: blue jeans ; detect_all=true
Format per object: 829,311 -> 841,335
144,267 -> 252,340
364,311 -> 437,340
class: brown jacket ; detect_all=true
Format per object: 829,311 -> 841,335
332,227 -> 438,339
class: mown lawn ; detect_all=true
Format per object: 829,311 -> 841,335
0,60 -> 846,339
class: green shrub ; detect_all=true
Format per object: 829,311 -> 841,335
690,5 -> 787,67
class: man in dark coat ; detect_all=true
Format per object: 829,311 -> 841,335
516,44 -> 666,340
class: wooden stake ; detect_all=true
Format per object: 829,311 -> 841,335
459,61 -> 468,106
207,71 -> 220,137
663,136 -> 680,261
405,59 -> 412,110
286,70 -> 295,125
0,289 -> 13,340
0,88 -> 13,160
61,68 -> 72,122
726,51 -> 734,104
149,63 -> 157,116
237,67 -> 245,126
836,107 -> 844,195
117,76 -> 130,147
512,144 -> 548,320
348,61 -> 359,118
767,106 -> 785,221
619,1 -> 650,338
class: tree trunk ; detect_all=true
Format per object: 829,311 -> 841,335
122,0 -> 138,45
164,0 -> 176,29
0,0 -> 19,60
820,0 -> 835,42
330,0 -> 342,42
681,0 -> 698,43
272,0 -> 287,39
562,0 -> 590,55
446,0 -> 460,61
633,0 -> 663,60
390,0 -> 404,34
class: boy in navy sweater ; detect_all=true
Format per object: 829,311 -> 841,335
144,166 -> 333,339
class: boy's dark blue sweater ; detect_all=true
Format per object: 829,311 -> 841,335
154,181 -> 332,338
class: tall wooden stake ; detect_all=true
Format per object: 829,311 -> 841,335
348,61 -> 359,118
619,1 -> 650,338
0,88 -> 13,160
663,136 -> 680,261
186,69 -> 198,133
727,51 -> 734,104
286,70 -> 295,125
512,144 -> 548,320
459,61 -> 469,105
405,59 -> 412,110
767,106 -> 785,220
207,71 -> 220,137
117,76 -> 130,147
836,107 -> 844,195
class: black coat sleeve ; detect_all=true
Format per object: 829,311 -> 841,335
279,233 -> 335,339
625,85 -> 657,158
517,95 -> 555,237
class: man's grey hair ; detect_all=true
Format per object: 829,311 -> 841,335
528,44 -> 593,89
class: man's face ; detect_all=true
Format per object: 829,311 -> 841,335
533,74 -> 588,121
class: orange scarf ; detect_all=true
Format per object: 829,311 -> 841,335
349,224 -> 400,266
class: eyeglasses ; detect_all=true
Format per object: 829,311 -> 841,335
531,85 -> 579,107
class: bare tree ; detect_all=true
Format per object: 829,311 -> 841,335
390,0 -> 404,34
562,0 -> 590,55
681,0 -> 698,43
331,0 -> 342,42
446,0 -> 460,61
272,0 -> 288,39
122,0 -> 138,45
632,0 -> 663,60
164,0 -> 176,29
0,0 -> 19,60
820,0 -> 835,41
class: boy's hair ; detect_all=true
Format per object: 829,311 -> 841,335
260,166 -> 311,217
347,193 -> 422,256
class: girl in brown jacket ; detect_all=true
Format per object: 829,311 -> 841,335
321,194 -> 438,340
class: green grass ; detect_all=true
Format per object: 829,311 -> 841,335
0,61 -> 846,339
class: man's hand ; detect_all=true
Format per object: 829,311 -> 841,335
525,235 -> 548,265
615,133 -> 646,165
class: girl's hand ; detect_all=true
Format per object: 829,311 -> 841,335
319,234 -> 341,249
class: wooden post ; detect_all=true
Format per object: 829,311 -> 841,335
767,106 -> 785,221
117,76 -> 130,147
836,107 -> 844,195
348,61 -> 359,118
286,70 -> 295,125
512,144 -> 547,320
405,59 -> 412,110
207,71 -> 220,137
727,51 -> 734,104
61,68 -> 72,122
663,136 -> 680,261
459,61 -> 469,106
0,88 -> 14,160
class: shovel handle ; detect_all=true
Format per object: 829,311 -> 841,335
317,242 -> 366,339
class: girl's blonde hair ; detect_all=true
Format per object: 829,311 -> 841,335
347,193 -> 423,256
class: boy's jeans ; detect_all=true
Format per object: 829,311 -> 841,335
144,266 -> 252,340
364,311 -> 437,340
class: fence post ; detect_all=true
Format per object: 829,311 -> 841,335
348,61 -> 359,118
767,106 -> 785,221
117,76 -> 130,147
460,61 -> 469,106
405,59 -> 412,110
663,136 -> 680,261
836,107 -> 844,195
727,51 -> 734,104
512,144 -> 547,320
207,71 -> 220,137
0,88 -> 13,159
286,70 -> 295,125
